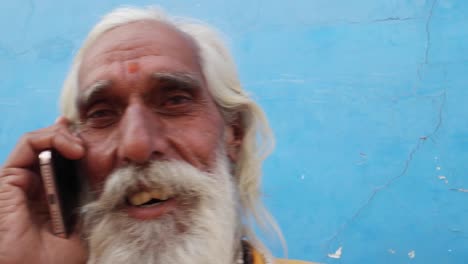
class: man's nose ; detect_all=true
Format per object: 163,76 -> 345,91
118,103 -> 166,165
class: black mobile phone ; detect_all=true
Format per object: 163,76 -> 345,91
38,150 -> 81,238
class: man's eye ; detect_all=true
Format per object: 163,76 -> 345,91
87,109 -> 115,118
164,95 -> 192,107
85,108 -> 118,128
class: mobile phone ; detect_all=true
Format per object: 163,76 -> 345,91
38,150 -> 81,238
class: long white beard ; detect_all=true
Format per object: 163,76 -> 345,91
81,155 -> 241,264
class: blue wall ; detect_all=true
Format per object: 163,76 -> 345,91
1,1 -> 467,263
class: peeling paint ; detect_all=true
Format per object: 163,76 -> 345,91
356,152 -> 368,165
328,246 -> 342,259
450,188 -> 468,193
438,175 -> 448,184
323,136 -> 430,252
408,250 -> 416,259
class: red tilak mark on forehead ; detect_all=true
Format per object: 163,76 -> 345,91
127,62 -> 140,73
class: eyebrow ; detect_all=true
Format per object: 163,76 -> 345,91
77,72 -> 201,108
151,72 -> 201,91
78,80 -> 112,108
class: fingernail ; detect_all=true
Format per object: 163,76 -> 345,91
75,143 -> 85,152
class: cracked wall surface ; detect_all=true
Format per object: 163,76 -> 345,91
1,0 -> 467,263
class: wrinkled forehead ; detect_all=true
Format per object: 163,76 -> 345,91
78,20 -> 202,85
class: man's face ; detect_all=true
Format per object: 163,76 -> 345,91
76,21 -> 242,264
77,21 -> 230,193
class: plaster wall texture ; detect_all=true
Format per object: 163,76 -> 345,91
1,1 -> 467,263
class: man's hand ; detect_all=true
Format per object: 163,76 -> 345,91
0,117 -> 87,264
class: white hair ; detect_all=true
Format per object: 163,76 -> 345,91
60,6 -> 284,253
83,156 -> 240,264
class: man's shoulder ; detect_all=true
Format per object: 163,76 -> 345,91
276,259 -> 318,264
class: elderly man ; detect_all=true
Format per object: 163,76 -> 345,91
0,6 -> 312,264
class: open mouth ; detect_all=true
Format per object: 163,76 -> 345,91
126,190 -> 171,207
124,189 -> 177,220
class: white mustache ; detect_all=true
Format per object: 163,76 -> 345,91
81,160 -> 221,222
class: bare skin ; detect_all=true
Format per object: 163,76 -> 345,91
76,20 -> 237,191
0,20 -> 241,263
0,118 -> 87,264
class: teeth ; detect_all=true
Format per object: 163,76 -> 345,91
128,190 -> 170,206
129,191 -> 152,206
150,190 -> 169,201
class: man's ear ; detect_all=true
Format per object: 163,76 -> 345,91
224,114 -> 244,163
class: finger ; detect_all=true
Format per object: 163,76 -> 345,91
56,128 -> 83,147
29,199 -> 50,226
3,127 -> 85,169
0,179 -> 29,215
53,118 -> 84,146
0,168 -> 41,199
54,129 -> 85,155
56,116 -> 80,135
